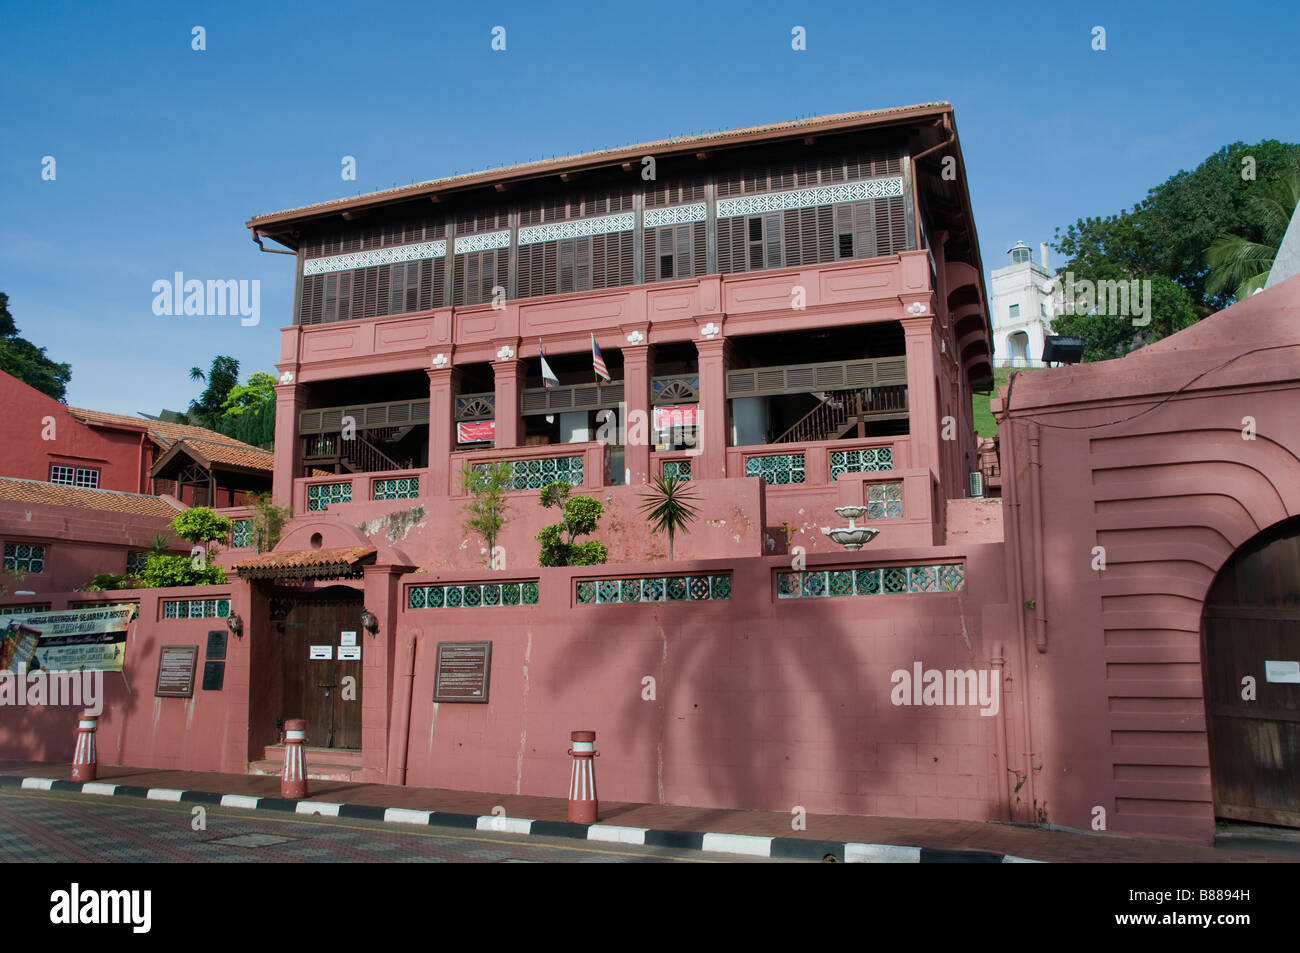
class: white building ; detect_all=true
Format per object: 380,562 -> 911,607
990,241 -> 1055,367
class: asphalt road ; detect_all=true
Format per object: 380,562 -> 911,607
0,787 -> 806,863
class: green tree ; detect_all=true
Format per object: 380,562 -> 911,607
536,482 -> 608,567
0,292 -> 72,400
1205,172 -> 1300,300
185,356 -> 241,429
246,491 -> 292,553
142,506 -> 232,588
638,474 -> 700,561
460,462 -> 512,567
1054,140 -> 1300,323
1049,272 -> 1198,363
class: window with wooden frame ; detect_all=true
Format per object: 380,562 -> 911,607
453,248 -> 507,307
49,465 -> 100,488
644,224 -> 706,282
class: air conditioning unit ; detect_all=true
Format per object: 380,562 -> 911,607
968,471 -> 984,498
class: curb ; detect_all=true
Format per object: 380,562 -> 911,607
1,774 -> 1046,863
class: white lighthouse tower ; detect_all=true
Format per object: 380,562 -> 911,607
990,241 -> 1055,367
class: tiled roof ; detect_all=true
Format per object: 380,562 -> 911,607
0,477 -> 182,519
171,438 -> 275,473
232,546 -> 376,580
249,103 -> 951,227
67,407 -> 253,450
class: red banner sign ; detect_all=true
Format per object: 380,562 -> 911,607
457,420 -> 496,444
653,404 -> 698,430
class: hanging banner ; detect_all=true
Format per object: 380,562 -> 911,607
0,604 -> 136,674
653,404 -> 698,431
457,420 -> 496,444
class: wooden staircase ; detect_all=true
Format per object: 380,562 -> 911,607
772,384 -> 908,444
303,430 -> 412,474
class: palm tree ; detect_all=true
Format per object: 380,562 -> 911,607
639,474 -> 700,561
1205,172 -> 1300,301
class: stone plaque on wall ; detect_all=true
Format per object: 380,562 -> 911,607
433,641 -> 492,703
155,645 -> 198,698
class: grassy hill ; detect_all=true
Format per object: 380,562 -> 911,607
971,367 -> 1040,438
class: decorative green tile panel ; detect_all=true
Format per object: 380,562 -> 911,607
744,453 -> 805,485
477,456 -> 583,491
162,598 -> 231,619
575,573 -> 733,605
231,520 -> 254,548
307,482 -> 352,511
661,460 -> 692,481
776,564 -> 964,599
864,482 -> 904,519
408,580 -> 539,610
373,477 -> 420,500
829,447 -> 894,477
3,543 -> 45,574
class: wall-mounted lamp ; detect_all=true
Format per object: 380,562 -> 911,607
226,613 -> 243,638
360,608 -> 379,636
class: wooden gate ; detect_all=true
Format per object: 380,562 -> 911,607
279,588 -> 364,749
1201,517 -> 1300,827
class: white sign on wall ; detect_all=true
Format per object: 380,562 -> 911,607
1264,660 -> 1300,684
338,646 -> 361,661
309,645 -> 333,660
340,631 -> 357,647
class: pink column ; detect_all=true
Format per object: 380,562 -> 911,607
902,315 -> 940,485
492,352 -> 527,449
362,562 -> 411,783
694,337 -> 732,480
272,380 -> 307,509
623,343 -> 652,485
427,363 -> 461,497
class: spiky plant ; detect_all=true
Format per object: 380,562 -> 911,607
638,474 -> 700,562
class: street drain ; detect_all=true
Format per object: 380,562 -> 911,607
210,834 -> 295,848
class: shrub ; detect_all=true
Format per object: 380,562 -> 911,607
535,481 -> 607,567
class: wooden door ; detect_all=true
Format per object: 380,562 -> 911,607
279,591 -> 364,749
1201,517 -> 1300,827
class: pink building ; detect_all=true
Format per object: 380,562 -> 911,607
6,104 -> 1295,846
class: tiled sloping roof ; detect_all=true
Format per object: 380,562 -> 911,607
0,477 -> 182,519
67,407 -> 252,450
232,546 -> 376,580
249,103 -> 951,226
173,438 -> 275,472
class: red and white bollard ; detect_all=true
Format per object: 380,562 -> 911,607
567,729 -> 599,823
71,712 -> 98,783
282,718 -> 308,799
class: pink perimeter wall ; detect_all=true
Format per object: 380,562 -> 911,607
392,545 -> 1010,820
995,276 -> 1300,842
0,586 -> 254,775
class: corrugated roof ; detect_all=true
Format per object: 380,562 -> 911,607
0,477 -> 182,519
248,103 -> 951,229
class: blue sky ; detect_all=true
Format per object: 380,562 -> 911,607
2,1 -> 1297,415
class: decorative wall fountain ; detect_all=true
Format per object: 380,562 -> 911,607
822,506 -> 880,551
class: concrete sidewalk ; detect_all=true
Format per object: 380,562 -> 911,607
2,759 -> 1293,862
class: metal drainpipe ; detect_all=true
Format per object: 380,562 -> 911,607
392,635 -> 418,785
1028,422 -> 1047,652
990,641 -> 1012,821
251,230 -> 297,256
1001,413 -> 1039,820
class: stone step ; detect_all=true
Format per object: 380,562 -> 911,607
258,745 -> 363,768
247,759 -> 361,782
